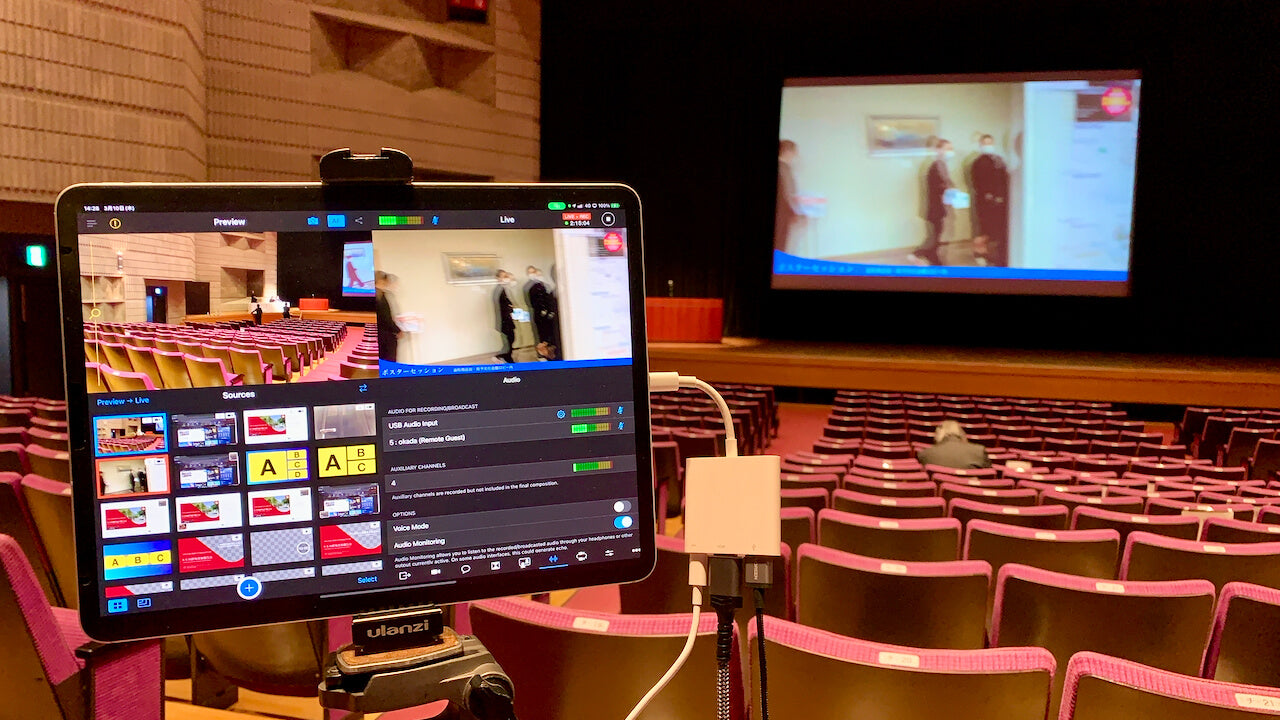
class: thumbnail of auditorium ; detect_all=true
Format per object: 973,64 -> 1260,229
4,2 -> 1280,720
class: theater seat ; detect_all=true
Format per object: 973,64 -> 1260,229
1072,505 -> 1202,546
992,564 -> 1216,719
817,508 -> 961,562
1121,531 -> 1280,593
1205,582 -> 1280,687
20,475 -> 77,610
0,474 -> 59,605
1060,651 -> 1280,720
469,597 -> 744,720
949,498 -> 1070,531
831,489 -> 946,519
749,615 -> 1054,720
795,543 -> 989,649
0,534 -> 162,719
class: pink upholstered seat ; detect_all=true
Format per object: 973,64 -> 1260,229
0,534 -> 162,719
749,615 -> 1055,720
992,564 -> 1216,719
817,508 -> 961,562
832,488 -> 946,519
795,543 -> 990,649
469,596 -> 744,720
1060,651 -> 1280,720
1121,532 -> 1280,593
949,497 -> 1071,531
1205,582 -> 1280,687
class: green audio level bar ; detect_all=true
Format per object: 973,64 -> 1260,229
570,422 -> 611,434
570,407 -> 610,417
572,460 -> 615,472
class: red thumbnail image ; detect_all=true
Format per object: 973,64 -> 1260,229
247,414 -> 289,437
177,535 -> 244,573
179,501 -> 221,525
319,523 -> 382,559
103,507 -> 147,530
251,494 -> 292,518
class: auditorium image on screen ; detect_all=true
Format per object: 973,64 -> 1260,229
773,71 -> 1141,296
80,229 -> 368,393
95,414 -> 167,456
96,455 -> 170,498
318,482 -> 380,519
342,241 -> 375,296
373,228 -> 632,370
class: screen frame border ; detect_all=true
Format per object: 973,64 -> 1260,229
55,181 -> 655,642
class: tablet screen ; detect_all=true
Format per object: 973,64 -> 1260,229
58,183 -> 652,640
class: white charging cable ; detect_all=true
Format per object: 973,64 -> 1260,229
648,371 -> 738,457
622,372 -> 739,720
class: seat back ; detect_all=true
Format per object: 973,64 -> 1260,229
98,341 -> 134,372
1224,428 -> 1273,468
0,475 -> 60,605
1206,582 -> 1280,687
124,346 -> 165,389
1249,438 -> 1280,481
85,363 -> 109,393
795,543 -> 990,649
779,507 -> 815,557
20,475 -> 78,610
1202,517 -> 1280,544
831,488 -> 946,519
228,347 -> 269,385
780,487 -> 828,514
192,621 -> 325,696
256,345 -> 292,381
99,366 -> 156,393
1121,532 -> 1280,593
1061,651 -> 1280,720
184,355 -> 232,388
750,615 -> 1054,720
950,497 -> 1070,530
842,475 -> 936,497
1072,505 -> 1201,547
153,350 -> 193,389
470,597 -> 744,720
817,508 -> 960,562
993,564 -> 1216,718
618,535 -> 694,614
0,442 -> 30,474
0,534 -> 83,719
939,483 -> 1038,507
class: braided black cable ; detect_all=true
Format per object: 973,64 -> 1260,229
754,587 -> 769,720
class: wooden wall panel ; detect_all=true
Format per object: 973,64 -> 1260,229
1,0 -> 540,202
0,0 -> 207,202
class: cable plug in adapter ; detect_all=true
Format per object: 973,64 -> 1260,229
684,455 -> 781,557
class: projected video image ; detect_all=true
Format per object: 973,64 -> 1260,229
373,228 -> 632,370
96,455 -> 170,498
342,241 -> 375,297
774,71 -> 1140,296
95,414 -> 167,456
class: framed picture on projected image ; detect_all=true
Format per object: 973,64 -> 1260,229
443,252 -> 501,284
867,115 -> 941,156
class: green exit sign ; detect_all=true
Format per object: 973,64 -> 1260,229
25,245 -> 47,267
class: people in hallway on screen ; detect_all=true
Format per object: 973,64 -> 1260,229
910,138 -> 956,266
376,271 -> 404,362
525,265 -> 560,360
775,139 -> 802,253
495,269 -> 538,363
970,133 -> 1011,267
917,420 -> 991,469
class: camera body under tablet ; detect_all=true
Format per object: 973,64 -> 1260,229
55,182 -> 653,642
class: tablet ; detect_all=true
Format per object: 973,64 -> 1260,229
56,182 -> 652,641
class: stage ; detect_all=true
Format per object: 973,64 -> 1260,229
183,310 -> 375,325
647,338 -> 1280,408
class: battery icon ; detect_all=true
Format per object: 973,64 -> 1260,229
547,201 -> 567,210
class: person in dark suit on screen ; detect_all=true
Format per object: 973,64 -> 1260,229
375,272 -> 402,362
495,270 -> 517,362
970,133 -> 1011,267
525,265 -> 560,360
910,138 -> 956,266
917,420 -> 991,469
775,140 -> 801,253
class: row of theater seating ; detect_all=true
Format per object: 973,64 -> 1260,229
651,383 -> 778,456
84,319 -> 348,388
468,591 -> 1280,720
0,397 -> 69,481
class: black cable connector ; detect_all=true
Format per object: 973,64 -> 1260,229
744,557 -> 774,720
708,556 -> 742,720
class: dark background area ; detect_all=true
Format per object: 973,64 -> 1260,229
276,231 -> 375,312
541,0 -> 1280,357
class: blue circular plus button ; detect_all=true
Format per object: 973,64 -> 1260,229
236,576 -> 262,600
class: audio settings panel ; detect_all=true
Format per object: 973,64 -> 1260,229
381,395 -> 642,584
